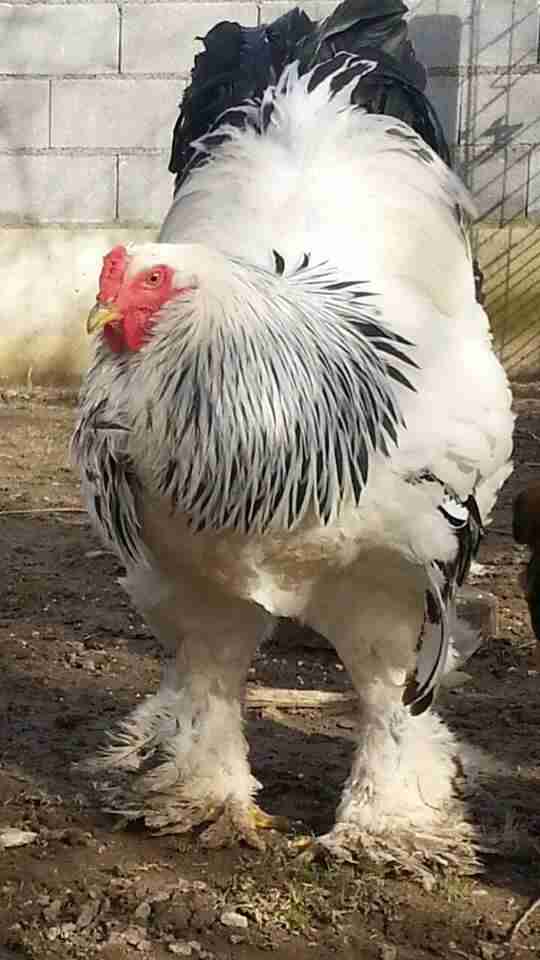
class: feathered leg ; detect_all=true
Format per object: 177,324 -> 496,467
88,565 -> 282,848
302,552 -> 479,883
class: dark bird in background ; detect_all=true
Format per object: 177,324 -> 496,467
513,484 -> 540,664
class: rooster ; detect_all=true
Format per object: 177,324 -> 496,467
73,0 -> 513,880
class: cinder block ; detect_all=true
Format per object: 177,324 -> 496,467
122,3 -> 258,75
0,3 -> 119,75
0,154 -> 116,223
472,0 -> 539,67
52,78 -> 181,149
461,73 -> 540,147
425,74 -> 461,145
457,145 -> 530,224
118,154 -> 174,223
0,80 -> 49,149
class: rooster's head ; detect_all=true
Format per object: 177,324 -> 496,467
87,244 -> 200,353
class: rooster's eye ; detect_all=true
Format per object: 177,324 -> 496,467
145,270 -> 163,288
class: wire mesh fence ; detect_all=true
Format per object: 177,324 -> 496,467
459,0 -> 540,377
410,0 -> 540,377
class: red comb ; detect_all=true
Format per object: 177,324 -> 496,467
98,245 -> 128,303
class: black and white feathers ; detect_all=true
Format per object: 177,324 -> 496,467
74,22 -> 513,721
166,0 -> 490,299
403,475 -> 484,714
168,0 -> 450,191
77,253 -> 418,543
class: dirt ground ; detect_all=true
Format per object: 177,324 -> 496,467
1,384 -> 540,960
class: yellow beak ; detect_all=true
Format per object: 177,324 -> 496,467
87,301 -> 120,334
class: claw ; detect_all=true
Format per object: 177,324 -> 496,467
199,801 -> 290,851
250,804 -> 289,833
289,834 -> 315,854
289,833 -> 355,865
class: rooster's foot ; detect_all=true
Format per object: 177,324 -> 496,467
82,689 -> 286,848
110,793 -> 288,850
199,802 -> 289,849
291,821 -> 480,889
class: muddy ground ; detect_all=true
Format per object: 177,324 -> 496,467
1,385 -> 540,960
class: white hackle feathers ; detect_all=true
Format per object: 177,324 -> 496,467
133,255 -> 418,535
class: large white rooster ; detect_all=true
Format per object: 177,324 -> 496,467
73,1 -> 513,879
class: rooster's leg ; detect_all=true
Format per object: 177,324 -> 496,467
87,567 -> 283,848
302,557 -> 479,883
308,684 -> 479,886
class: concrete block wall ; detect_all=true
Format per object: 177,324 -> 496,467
2,1 -> 539,227
0,1 -> 337,226
2,0 -> 540,383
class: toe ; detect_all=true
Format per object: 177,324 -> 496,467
250,804 -> 289,833
201,802 -> 265,850
200,802 -> 290,850
289,833 -> 355,865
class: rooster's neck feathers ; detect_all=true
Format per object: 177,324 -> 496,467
82,257 -> 416,538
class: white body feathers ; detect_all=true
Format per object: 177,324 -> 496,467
159,62 -> 512,513
74,58 -> 513,863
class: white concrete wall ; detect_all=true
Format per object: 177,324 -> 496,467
1,1 -> 540,381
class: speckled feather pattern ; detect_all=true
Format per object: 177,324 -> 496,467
73,53 -> 513,730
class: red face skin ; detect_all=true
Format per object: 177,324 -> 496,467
96,246 -> 190,353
